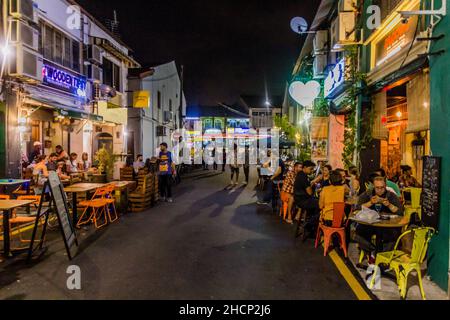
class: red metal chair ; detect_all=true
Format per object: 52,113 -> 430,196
315,202 -> 348,257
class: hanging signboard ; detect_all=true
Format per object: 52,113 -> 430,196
324,58 -> 346,98
374,16 -> 418,68
421,156 -> 441,231
133,91 -> 150,108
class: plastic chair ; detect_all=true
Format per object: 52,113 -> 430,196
369,227 -> 435,300
315,202 -> 348,257
77,186 -> 110,229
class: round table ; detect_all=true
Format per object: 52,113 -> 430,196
349,212 -> 409,228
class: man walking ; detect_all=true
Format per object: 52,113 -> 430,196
158,143 -> 176,203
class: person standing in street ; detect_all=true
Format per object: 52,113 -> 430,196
243,145 -> 250,185
158,143 -> 176,203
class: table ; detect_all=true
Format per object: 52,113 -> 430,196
0,179 -> 31,195
349,211 -> 410,228
0,200 -> 35,258
111,181 -> 137,215
64,183 -> 106,227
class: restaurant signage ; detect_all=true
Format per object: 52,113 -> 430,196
42,60 -> 87,99
324,58 -> 346,98
374,16 -> 418,67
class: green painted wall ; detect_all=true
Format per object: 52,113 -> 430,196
428,0 -> 450,293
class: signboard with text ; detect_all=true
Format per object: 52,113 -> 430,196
324,58 -> 346,98
42,60 -> 87,100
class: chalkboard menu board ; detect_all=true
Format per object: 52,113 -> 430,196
48,172 -> 77,257
421,156 -> 441,230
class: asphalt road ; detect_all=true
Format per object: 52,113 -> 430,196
0,168 -> 356,300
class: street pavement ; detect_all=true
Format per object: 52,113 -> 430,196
0,168 -> 356,300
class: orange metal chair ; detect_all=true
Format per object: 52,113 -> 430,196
0,195 -> 10,200
104,184 -> 118,224
9,196 -> 42,248
279,191 -> 291,220
315,202 -> 348,258
77,187 -> 110,229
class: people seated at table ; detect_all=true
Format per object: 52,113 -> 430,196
33,155 -> 49,194
348,166 -> 361,196
46,153 -> 58,171
56,162 -> 70,181
256,149 -> 286,208
374,168 -> 401,196
281,162 -> 303,224
294,160 -> 320,236
399,165 -> 421,189
66,153 -> 79,174
79,152 -> 92,171
311,164 -> 332,194
355,176 -> 404,263
319,170 -> 346,226
133,154 -> 145,174
146,157 -> 159,174
28,141 -> 42,165
55,145 -> 69,162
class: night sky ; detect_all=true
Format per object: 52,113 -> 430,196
76,0 -> 320,106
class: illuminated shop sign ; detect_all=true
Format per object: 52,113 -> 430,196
42,61 -> 87,99
374,16 -> 418,68
324,58 -> 346,98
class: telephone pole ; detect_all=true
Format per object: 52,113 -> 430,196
178,65 -> 184,129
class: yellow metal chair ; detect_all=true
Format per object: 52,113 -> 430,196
369,227 -> 435,300
403,188 -> 422,221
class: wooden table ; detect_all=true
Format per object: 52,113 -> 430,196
110,181 -> 137,215
0,200 -> 35,258
349,211 -> 410,228
64,183 -> 106,227
0,179 -> 31,195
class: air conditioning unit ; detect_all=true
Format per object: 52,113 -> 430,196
87,64 -> 102,83
313,54 -> 328,79
313,30 -> 328,54
10,19 -> 39,51
330,12 -> 356,50
156,126 -> 167,137
87,45 -> 102,65
9,0 -> 36,22
109,92 -> 123,107
164,111 -> 173,122
339,0 -> 357,12
8,44 -> 43,83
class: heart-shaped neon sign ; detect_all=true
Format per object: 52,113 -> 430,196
289,80 -> 321,106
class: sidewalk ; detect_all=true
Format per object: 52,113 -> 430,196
347,243 -> 449,300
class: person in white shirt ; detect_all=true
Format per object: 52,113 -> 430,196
133,154 -> 145,174
66,153 -> 79,174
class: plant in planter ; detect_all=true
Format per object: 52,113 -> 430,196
94,146 -> 116,182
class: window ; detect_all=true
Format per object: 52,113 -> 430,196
40,21 -> 81,73
43,25 -> 53,59
63,37 -> 71,68
102,58 -> 121,91
157,91 -> 161,109
54,32 -> 63,64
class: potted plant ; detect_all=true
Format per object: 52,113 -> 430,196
93,145 -> 116,183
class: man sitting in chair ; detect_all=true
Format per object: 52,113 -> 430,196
356,176 -> 404,264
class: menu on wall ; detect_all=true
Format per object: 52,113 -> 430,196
421,156 -> 441,230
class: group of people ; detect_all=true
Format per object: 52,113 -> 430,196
25,142 -> 97,193
125,143 -> 177,203
256,155 -> 422,263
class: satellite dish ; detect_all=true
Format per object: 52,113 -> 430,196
290,17 -> 309,34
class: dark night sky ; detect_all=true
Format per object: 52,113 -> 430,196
76,0 -> 320,106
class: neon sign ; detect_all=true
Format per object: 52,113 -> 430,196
42,61 -> 87,99
324,59 -> 346,98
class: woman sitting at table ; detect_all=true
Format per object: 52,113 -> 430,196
33,155 -> 49,194
319,170 -> 346,226
311,164 -> 332,195
78,152 -> 91,171
66,153 -> 79,174
355,177 -> 404,263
